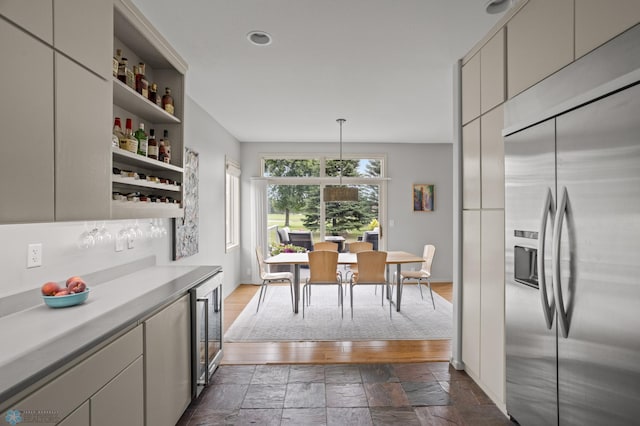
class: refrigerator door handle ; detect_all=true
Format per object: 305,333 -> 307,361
552,186 -> 570,338
538,187 -> 556,329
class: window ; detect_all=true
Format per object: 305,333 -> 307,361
225,159 -> 241,251
262,155 -> 386,251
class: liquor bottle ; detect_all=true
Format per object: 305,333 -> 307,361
113,49 -> 122,78
117,57 -> 128,84
112,117 -> 124,148
159,129 -> 171,163
135,123 -> 148,157
147,128 -> 158,160
122,119 -> 138,154
135,63 -> 149,99
126,64 -> 135,90
162,87 -> 175,115
148,83 -> 159,105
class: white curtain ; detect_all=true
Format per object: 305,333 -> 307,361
250,178 -> 268,283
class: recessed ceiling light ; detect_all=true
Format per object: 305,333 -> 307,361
485,0 -> 512,14
247,31 -> 272,46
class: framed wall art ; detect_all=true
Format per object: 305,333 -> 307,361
173,147 -> 199,259
413,184 -> 434,212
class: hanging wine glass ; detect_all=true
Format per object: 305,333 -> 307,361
77,222 -> 95,249
98,221 -> 113,244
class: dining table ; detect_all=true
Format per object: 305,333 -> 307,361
264,250 -> 424,313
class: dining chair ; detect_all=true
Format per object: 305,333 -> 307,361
349,250 -> 390,319
303,250 -> 343,318
397,244 -> 436,309
255,246 -> 294,313
345,241 -> 374,288
314,241 -> 339,251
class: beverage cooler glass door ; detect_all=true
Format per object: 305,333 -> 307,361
505,118 -> 558,426
192,272 -> 223,398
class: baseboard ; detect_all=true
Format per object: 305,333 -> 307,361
449,357 -> 465,370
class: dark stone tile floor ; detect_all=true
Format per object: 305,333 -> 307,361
176,362 -> 514,426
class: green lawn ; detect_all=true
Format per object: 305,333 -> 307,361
267,213 -> 307,230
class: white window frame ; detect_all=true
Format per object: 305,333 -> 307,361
260,153 -> 388,249
225,158 -> 241,252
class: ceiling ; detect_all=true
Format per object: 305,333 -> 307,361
131,0 -> 503,143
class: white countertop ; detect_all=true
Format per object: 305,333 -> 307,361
0,263 -> 221,405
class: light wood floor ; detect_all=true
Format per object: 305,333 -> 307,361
221,282 -> 452,365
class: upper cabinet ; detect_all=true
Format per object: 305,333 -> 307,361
461,52 -> 480,125
54,0 -> 114,79
55,53 -> 112,221
480,29 -> 505,114
1,0 -> 188,223
507,0 -> 574,98
111,0 -> 187,219
0,18 -> 55,223
0,0 -> 53,43
575,0 -> 640,58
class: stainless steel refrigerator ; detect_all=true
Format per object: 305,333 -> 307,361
504,24 -> 640,426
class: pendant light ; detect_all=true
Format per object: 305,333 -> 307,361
323,118 -> 359,202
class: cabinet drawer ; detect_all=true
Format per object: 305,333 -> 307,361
91,356 -> 144,426
12,326 -> 142,424
57,400 -> 89,426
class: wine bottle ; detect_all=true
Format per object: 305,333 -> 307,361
135,63 -> 149,99
113,49 -> 122,78
135,123 -> 148,157
162,88 -> 175,115
147,128 -> 158,160
122,119 -> 138,154
112,117 -> 123,148
159,129 -> 171,163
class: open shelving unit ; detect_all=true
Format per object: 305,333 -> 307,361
112,0 -> 188,219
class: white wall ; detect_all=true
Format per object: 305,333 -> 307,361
239,142 -> 453,283
0,220 -> 172,299
174,97 -> 242,298
0,96 -> 241,300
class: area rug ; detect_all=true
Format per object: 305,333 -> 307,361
224,284 -> 452,342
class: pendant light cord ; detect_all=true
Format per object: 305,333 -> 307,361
337,118 -> 346,185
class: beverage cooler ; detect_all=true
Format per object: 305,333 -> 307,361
190,271 -> 223,398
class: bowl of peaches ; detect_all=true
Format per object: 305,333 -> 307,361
41,276 -> 90,308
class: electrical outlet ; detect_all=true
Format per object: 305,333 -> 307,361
27,243 -> 42,268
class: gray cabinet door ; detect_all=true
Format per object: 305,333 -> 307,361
91,357 -> 144,426
555,83 -> 640,426
54,0 -> 113,79
0,19 -> 54,223
144,295 -> 192,426
55,54 -> 111,221
0,0 -> 53,43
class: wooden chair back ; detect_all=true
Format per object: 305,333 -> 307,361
354,251 -> 387,284
308,250 -> 340,283
314,241 -> 339,251
349,241 -> 373,253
